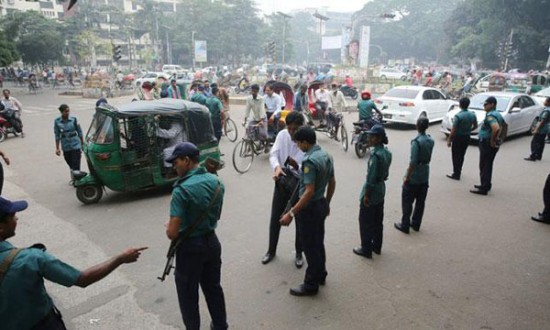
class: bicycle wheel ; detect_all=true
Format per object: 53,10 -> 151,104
340,125 -> 349,151
224,118 -> 238,142
232,139 -> 254,174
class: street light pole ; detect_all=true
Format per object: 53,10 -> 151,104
313,12 -> 329,60
277,12 -> 292,64
191,31 -> 196,69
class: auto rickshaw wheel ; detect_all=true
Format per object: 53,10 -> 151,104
76,185 -> 103,204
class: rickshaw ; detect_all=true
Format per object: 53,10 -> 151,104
74,99 -> 221,204
307,80 -> 349,151
231,81 -> 292,174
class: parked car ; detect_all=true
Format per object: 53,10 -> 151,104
441,92 -> 543,139
533,86 -> 550,106
135,72 -> 170,87
376,86 -> 456,125
377,67 -> 407,80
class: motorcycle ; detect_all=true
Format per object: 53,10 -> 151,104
0,108 -> 23,142
340,85 -> 358,99
351,111 -> 384,159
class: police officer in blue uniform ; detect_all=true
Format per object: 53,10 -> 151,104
531,173 -> 550,223
0,196 -> 146,330
54,104 -> 83,173
525,97 -> 550,161
471,96 -> 508,195
395,117 -> 434,233
165,142 -> 228,329
447,97 -> 477,180
353,124 -> 392,258
280,127 -> 336,296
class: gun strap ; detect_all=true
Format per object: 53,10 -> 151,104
174,179 -> 222,249
0,248 -> 21,285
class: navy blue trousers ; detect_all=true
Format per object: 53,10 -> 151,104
401,182 -> 429,229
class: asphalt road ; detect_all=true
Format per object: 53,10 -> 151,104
3,88 -> 550,330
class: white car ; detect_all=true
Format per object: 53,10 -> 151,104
441,92 -> 543,139
135,72 -> 170,87
161,65 -> 185,76
533,86 -> 550,106
377,86 -> 456,125
377,67 -> 407,80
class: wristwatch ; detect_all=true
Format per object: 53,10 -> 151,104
289,208 -> 295,219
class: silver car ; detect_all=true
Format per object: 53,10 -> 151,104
441,92 -> 543,139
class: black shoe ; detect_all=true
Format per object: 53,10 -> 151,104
470,189 -> 488,196
319,277 -> 326,286
410,224 -> 420,232
372,248 -> 381,255
289,284 -> 318,297
261,252 -> 275,265
474,185 -> 482,189
524,157 -> 536,161
446,174 -> 460,180
531,215 -> 550,224
394,222 -> 410,234
295,254 -> 304,269
353,247 -> 372,259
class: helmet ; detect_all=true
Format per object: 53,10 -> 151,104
361,91 -> 371,99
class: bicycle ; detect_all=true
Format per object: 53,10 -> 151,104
306,108 -> 349,152
222,110 -> 238,142
232,122 -> 269,174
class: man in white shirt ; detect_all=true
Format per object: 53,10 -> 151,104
1,89 -> 24,137
328,83 -> 347,140
262,111 -> 305,268
314,83 -> 331,127
264,84 -> 284,132
243,84 -> 267,140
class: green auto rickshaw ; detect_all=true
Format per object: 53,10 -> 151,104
74,99 -> 221,204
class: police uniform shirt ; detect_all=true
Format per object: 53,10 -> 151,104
170,167 -> 225,238
453,108 -> 477,136
408,133 -> 434,185
0,241 -> 81,330
54,116 -> 83,152
300,144 -> 334,201
478,110 -> 505,140
358,100 -> 378,121
538,106 -> 550,135
360,145 -> 392,205
191,93 -> 208,106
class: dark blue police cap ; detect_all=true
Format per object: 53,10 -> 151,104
0,196 -> 28,218
366,124 -> 386,136
165,142 -> 200,163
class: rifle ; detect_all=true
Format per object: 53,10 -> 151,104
158,179 -> 222,282
157,237 -> 181,282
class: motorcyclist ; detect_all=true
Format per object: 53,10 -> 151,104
0,89 -> 24,137
357,91 -> 382,129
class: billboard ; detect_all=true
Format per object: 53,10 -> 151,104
322,36 -> 342,50
194,40 -> 207,62
359,26 -> 370,68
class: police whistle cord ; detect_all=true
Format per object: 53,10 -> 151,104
158,180 -> 222,282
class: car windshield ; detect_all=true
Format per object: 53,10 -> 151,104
87,112 -> 114,145
384,88 -> 419,99
535,87 -> 550,97
469,95 -> 510,112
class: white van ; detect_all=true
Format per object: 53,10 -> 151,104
162,65 -> 185,75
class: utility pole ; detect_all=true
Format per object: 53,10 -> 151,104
277,12 -> 292,64
503,29 -> 514,72
191,31 -> 196,69
313,12 -> 329,60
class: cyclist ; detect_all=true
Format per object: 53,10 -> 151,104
243,84 -> 267,141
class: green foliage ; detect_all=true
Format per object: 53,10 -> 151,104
0,32 -> 19,66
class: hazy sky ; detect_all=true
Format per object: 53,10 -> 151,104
254,0 -> 366,14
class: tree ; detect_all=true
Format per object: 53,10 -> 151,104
0,32 -> 19,66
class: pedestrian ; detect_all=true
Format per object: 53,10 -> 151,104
353,124 -> 392,258
190,85 -> 207,105
394,117 -> 434,234
471,96 -> 508,195
54,104 -> 84,180
531,173 -> 550,224
167,79 -> 183,99
206,86 -> 223,142
262,112 -> 305,267
164,142 -> 228,329
280,126 -> 336,296
0,196 -> 147,330
525,97 -> 550,161
446,97 -> 477,180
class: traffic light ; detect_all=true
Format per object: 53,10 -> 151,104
112,45 -> 122,62
269,41 -> 276,61
381,13 -> 395,19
